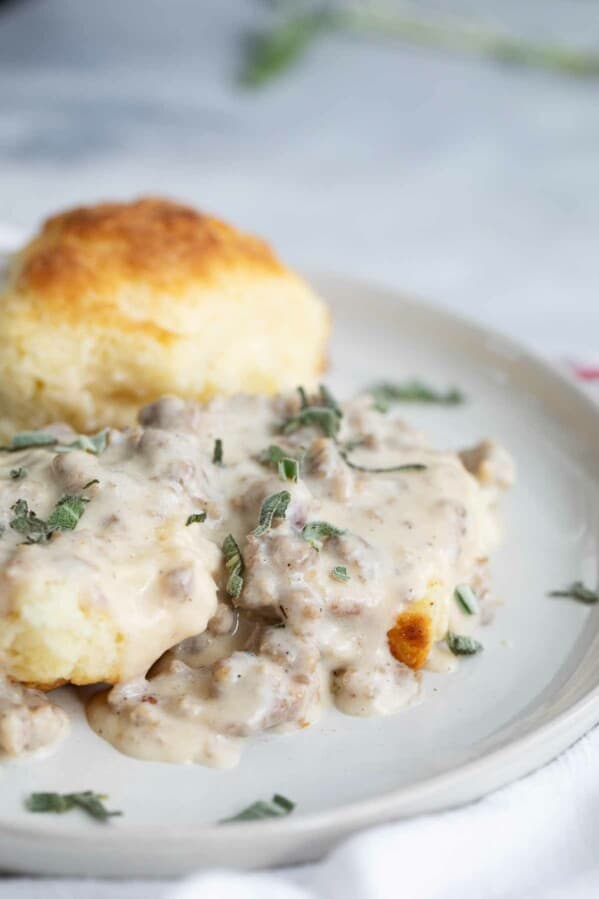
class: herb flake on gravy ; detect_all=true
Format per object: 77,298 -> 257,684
0,387 -> 514,769
9,481 -> 97,544
1,429 -> 109,456
186,512 -> 207,526
212,438 -> 224,466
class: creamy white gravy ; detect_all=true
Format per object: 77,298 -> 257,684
0,390 -> 513,766
0,677 -> 69,757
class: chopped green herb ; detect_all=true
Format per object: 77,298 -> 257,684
331,565 -> 350,582
240,6 -> 599,91
223,534 -> 244,599
10,484 -> 96,544
446,631 -> 483,656
548,581 -> 599,605
302,520 -> 347,551
261,444 -> 286,465
46,494 -> 90,532
282,406 -> 341,438
55,430 -> 109,456
9,467 -> 27,480
342,437 -> 366,453
2,429 -> 108,455
278,457 -> 299,482
213,438 -> 224,466
454,584 -> 480,615
297,385 -> 309,409
260,445 -> 300,482
1,432 -> 58,452
222,793 -> 295,823
9,499 -> 50,543
253,490 -> 291,536
26,791 -> 121,822
281,384 -> 343,437
340,450 -> 427,474
319,384 -> 343,418
10,499 -> 31,519
186,512 -> 207,526
370,380 -> 465,412
239,7 -> 335,88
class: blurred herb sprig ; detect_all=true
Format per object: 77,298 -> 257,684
240,8 -> 336,87
239,2 -> 599,88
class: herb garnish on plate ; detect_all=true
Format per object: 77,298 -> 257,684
222,793 -> 295,823
548,581 -> 599,605
26,791 -> 122,822
454,584 -> 480,615
370,380 -> 465,413
446,631 -> 483,656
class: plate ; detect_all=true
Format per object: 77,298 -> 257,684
1,273 -> 599,877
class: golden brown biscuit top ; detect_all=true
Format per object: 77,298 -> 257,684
8,197 -> 285,317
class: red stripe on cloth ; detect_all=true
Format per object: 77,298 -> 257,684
571,364 -> 599,382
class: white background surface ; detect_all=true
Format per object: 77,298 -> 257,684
1,0 -> 598,354
0,1 -> 598,895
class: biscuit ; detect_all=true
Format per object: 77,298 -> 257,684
0,197 -> 330,439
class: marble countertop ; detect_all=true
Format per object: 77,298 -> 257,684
0,0 -> 597,355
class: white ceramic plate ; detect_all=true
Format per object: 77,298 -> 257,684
1,274 -> 599,878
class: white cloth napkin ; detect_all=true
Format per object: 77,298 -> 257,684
168,723 -> 599,899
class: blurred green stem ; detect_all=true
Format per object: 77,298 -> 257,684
239,4 -> 599,87
239,9 -> 336,87
344,7 -> 599,77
